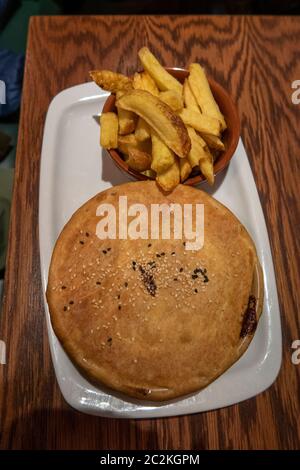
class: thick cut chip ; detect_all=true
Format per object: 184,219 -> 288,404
126,148 -> 152,172
179,108 -> 221,136
135,118 -> 151,141
179,157 -> 192,182
188,63 -> 226,130
116,90 -> 190,158
100,112 -> 118,148
138,47 -> 182,94
151,131 -> 175,173
90,70 -> 133,93
133,71 -> 159,96
187,127 -> 214,184
200,133 -> 225,151
118,134 -> 151,155
159,90 -> 183,112
156,158 -> 180,192
183,79 -> 200,113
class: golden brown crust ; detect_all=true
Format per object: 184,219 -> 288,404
47,181 -> 263,401
89,70 -> 133,93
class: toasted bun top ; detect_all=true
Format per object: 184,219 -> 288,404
47,181 -> 263,401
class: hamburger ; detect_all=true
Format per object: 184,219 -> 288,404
46,181 -> 263,401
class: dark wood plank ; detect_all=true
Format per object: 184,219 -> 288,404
0,15 -> 299,450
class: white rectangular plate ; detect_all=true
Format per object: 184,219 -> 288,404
39,83 -> 282,418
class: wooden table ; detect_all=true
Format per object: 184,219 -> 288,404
0,15 -> 299,450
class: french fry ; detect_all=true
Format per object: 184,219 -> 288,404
199,147 -> 214,185
188,63 -> 226,130
117,108 -> 137,135
200,133 -> 225,151
183,79 -> 200,113
187,127 -> 207,167
179,158 -> 192,182
118,134 -> 151,155
100,112 -> 118,148
135,117 -> 151,141
156,158 -> 180,192
187,127 -> 207,147
159,90 -> 183,112
116,91 -> 137,135
133,71 -> 159,96
151,131 -> 175,173
187,127 -> 214,184
179,108 -> 221,136
126,148 -> 152,172
119,111 -> 135,134
138,47 -> 182,94
90,70 -> 132,93
116,90 -> 191,158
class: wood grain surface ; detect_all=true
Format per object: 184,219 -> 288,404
0,15 -> 300,450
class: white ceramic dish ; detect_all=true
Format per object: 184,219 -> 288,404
39,82 -> 282,418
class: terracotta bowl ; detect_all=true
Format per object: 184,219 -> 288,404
102,68 -> 240,185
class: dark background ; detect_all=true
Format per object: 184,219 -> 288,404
37,0 -> 300,15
